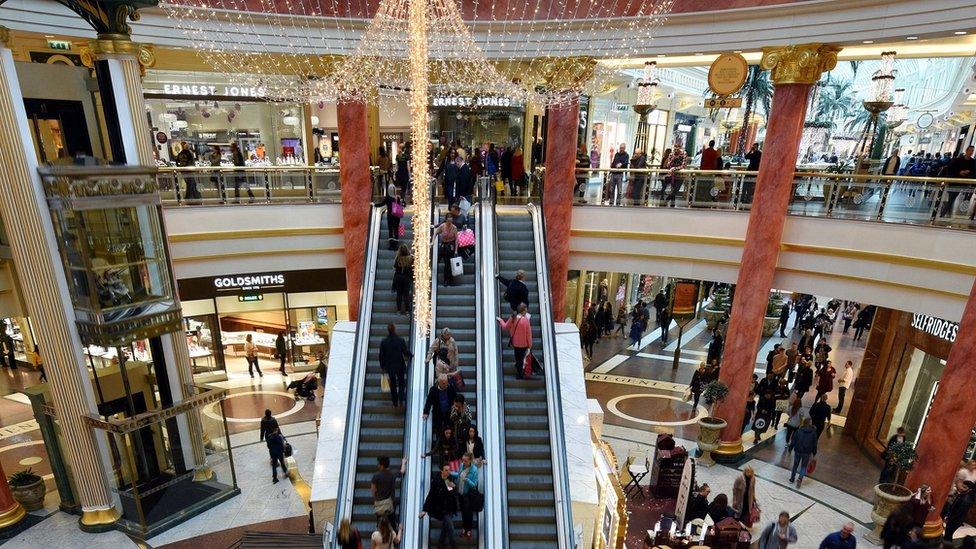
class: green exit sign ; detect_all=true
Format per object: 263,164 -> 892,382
238,293 -> 264,303
46,40 -> 72,51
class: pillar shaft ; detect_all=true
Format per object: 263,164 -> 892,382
0,43 -> 118,521
337,100 -> 373,320
905,279 -> 976,537
710,44 -> 838,453
542,99 -> 580,319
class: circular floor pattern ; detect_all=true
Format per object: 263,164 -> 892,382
606,394 -> 705,426
204,390 -> 305,424
18,456 -> 42,466
0,440 -> 54,480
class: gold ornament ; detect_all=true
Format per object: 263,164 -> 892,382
79,34 -> 155,76
0,26 -> 10,48
541,56 -> 597,92
760,43 -> 840,86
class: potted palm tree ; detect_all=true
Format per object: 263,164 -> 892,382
866,441 -> 916,543
703,288 -> 731,331
697,380 -> 730,467
8,468 -> 45,511
762,293 -> 784,337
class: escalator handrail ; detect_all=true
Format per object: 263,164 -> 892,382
527,202 -> 576,548
333,204 -> 383,538
482,197 -> 509,547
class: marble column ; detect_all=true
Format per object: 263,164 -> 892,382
337,100 -> 373,321
0,460 -> 25,530
905,279 -> 976,540
0,29 -> 120,530
710,44 -> 839,458
543,99 -> 579,320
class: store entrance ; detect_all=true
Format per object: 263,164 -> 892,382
24,98 -> 93,163
217,294 -> 287,376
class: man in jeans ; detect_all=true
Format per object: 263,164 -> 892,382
371,456 -> 406,523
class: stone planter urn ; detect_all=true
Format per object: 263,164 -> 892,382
703,308 -> 726,331
865,483 -> 913,543
762,316 -> 780,337
697,417 -> 727,467
10,478 -> 46,511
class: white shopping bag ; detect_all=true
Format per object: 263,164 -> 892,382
450,256 -> 464,277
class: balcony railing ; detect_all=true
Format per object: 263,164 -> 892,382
568,168 -> 976,230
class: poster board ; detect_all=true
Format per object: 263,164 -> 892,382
675,457 -> 697,528
669,279 -> 702,328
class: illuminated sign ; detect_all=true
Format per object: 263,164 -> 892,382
46,40 -> 72,51
911,313 -> 959,343
160,84 -> 267,97
238,294 -> 265,302
214,274 -> 285,292
431,96 -> 523,108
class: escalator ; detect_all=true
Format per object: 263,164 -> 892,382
334,206 -> 416,540
492,204 -> 574,548
426,204 -> 479,547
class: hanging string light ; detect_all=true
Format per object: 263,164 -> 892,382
408,0 -> 433,336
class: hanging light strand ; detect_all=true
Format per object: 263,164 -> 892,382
408,0 -> 432,336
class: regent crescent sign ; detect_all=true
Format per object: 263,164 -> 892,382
161,84 -> 267,97
911,313 -> 959,343
214,274 -> 285,291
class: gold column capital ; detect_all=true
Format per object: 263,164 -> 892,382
541,56 -> 597,91
760,43 -> 841,85
80,34 -> 155,76
0,26 -> 10,48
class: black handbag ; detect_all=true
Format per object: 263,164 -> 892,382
469,490 -> 485,512
283,436 -> 293,457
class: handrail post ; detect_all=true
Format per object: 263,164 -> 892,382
876,177 -> 891,221
264,172 -> 272,203
932,182 -> 947,224
219,172 -> 228,204
731,174 -> 742,210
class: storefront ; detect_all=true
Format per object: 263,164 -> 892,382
846,308 -> 964,457
144,70 -> 308,165
428,95 -> 526,150
176,268 -> 347,382
566,270 -> 668,325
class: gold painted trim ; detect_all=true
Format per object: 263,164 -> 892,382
775,267 -> 970,299
0,501 -> 25,528
168,227 -> 343,243
80,506 -> 120,527
570,229 -> 744,247
713,439 -> 744,456
922,519 -> 944,539
779,243 -> 976,276
171,247 -> 345,263
571,249 -> 740,268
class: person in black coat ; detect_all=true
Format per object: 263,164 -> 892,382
379,323 -> 413,407
456,153 -> 475,201
653,290 -> 667,326
497,271 -> 529,312
460,425 -> 485,462
420,464 -> 460,547
423,375 -> 457,433
265,426 -> 288,483
275,331 -> 288,374
687,483 -> 711,521
793,361 -> 814,399
779,302 -> 791,337
707,331 -> 724,364
945,481 -> 976,542
259,409 -> 279,442
809,394 -> 832,438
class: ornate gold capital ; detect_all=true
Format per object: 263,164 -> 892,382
0,26 -> 10,49
541,56 -> 597,91
80,34 -> 155,76
760,43 -> 841,85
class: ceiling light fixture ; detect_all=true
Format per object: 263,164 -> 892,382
955,31 -> 968,35
906,36 -> 919,40
863,40 -> 875,44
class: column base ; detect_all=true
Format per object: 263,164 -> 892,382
922,518 -> 944,544
712,439 -> 744,463
78,506 -> 120,533
193,466 -> 214,482
0,502 -> 26,530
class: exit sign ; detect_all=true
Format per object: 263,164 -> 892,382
46,40 -> 72,51
238,293 -> 264,303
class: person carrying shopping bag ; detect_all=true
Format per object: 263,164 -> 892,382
497,303 -> 533,380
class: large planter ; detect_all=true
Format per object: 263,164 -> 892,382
762,316 -> 780,337
697,417 -> 727,468
865,483 -> 913,543
703,308 -> 726,331
10,478 -> 46,511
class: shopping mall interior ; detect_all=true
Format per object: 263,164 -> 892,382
1,0 -> 976,548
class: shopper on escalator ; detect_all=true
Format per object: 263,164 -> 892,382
461,426 -> 485,466
393,245 -> 414,316
496,270 -> 529,312
423,375 -> 457,434
378,183 -> 405,250
456,152 -> 475,204
379,323 -> 412,408
420,463 -> 459,549
434,214 -> 460,286
453,452 -> 481,540
497,303 -> 533,380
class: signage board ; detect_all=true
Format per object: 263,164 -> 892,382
707,52 -> 749,97
910,313 -> 959,343
675,457 -> 696,528
670,280 -> 701,325
46,40 -> 72,51
238,293 -> 265,303
704,97 -> 743,109
214,273 -> 285,293
158,83 -> 267,98
430,96 -> 523,108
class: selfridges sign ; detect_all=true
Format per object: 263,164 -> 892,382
214,274 -> 285,292
911,313 -> 959,343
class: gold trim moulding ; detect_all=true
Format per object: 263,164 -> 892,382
760,43 -> 841,85
713,439 -> 744,457
0,501 -> 26,529
171,247 -> 346,263
168,227 -> 343,243
922,519 -> 944,539
79,506 -> 120,527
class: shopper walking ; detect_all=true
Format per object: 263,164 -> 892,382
783,394 -> 803,444
265,426 -> 288,483
580,312 -> 598,359
809,395 -> 832,438
393,244 -> 414,315
630,148 -> 648,205
788,418 -> 818,487
497,271 -> 529,312
818,522 -> 856,549
497,303 -> 533,379
609,143 -> 629,204
379,183 -> 404,250
244,333 -> 263,378
274,331 -> 287,375
732,466 -> 758,527
758,511 -> 798,549
853,307 -> 872,342
613,306 -> 627,337
815,361 -> 836,401
689,362 -> 707,410
793,360 -> 814,400
229,142 -> 253,203
259,409 -> 279,442
380,323 -> 412,408
420,464 -> 460,549
653,290 -> 667,326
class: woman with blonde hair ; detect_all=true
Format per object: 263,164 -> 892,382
336,518 -> 362,549
732,465 -> 759,527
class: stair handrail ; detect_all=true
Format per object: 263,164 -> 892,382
527,202 -> 576,548
479,198 -> 509,547
332,204 -> 383,541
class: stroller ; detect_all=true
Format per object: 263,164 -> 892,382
288,373 -> 318,401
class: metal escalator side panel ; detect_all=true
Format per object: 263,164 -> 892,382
528,203 -> 576,549
333,205 -> 383,543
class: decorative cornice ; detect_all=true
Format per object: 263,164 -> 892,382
760,43 -> 840,85
0,26 -> 9,49
83,385 -> 228,434
79,34 -> 156,75
38,166 -> 159,205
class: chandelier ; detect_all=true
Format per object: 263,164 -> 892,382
635,61 -> 660,108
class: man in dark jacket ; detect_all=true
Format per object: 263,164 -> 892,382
779,301 -> 791,337
809,394 -> 832,438
379,323 -> 413,407
259,409 -> 279,442
629,148 -> 648,205
265,426 -> 287,483
788,417 -> 818,486
275,332 -> 287,375
423,375 -> 457,434
686,483 -> 710,521
794,361 -> 814,399
497,271 -> 529,312
456,152 -> 475,201
420,464 -> 459,547
653,290 -> 667,326
945,480 -> 976,541
941,145 -> 975,217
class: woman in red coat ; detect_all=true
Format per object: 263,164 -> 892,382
511,147 -> 526,196
497,303 -> 533,380
815,360 -> 836,401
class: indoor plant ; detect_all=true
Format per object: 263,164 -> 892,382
703,288 -> 731,331
8,468 -> 45,511
762,292 -> 784,337
866,441 -> 917,543
697,380 -> 730,467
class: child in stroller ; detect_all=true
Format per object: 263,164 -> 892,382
288,372 -> 318,401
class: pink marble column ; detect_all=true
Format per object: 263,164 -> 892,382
905,280 -> 976,540
711,83 -> 813,453
543,99 -> 579,319
337,100 -> 372,321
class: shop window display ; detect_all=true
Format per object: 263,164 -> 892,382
183,315 -> 221,375
884,347 -> 946,444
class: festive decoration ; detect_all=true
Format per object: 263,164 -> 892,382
408,0 -> 433,336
